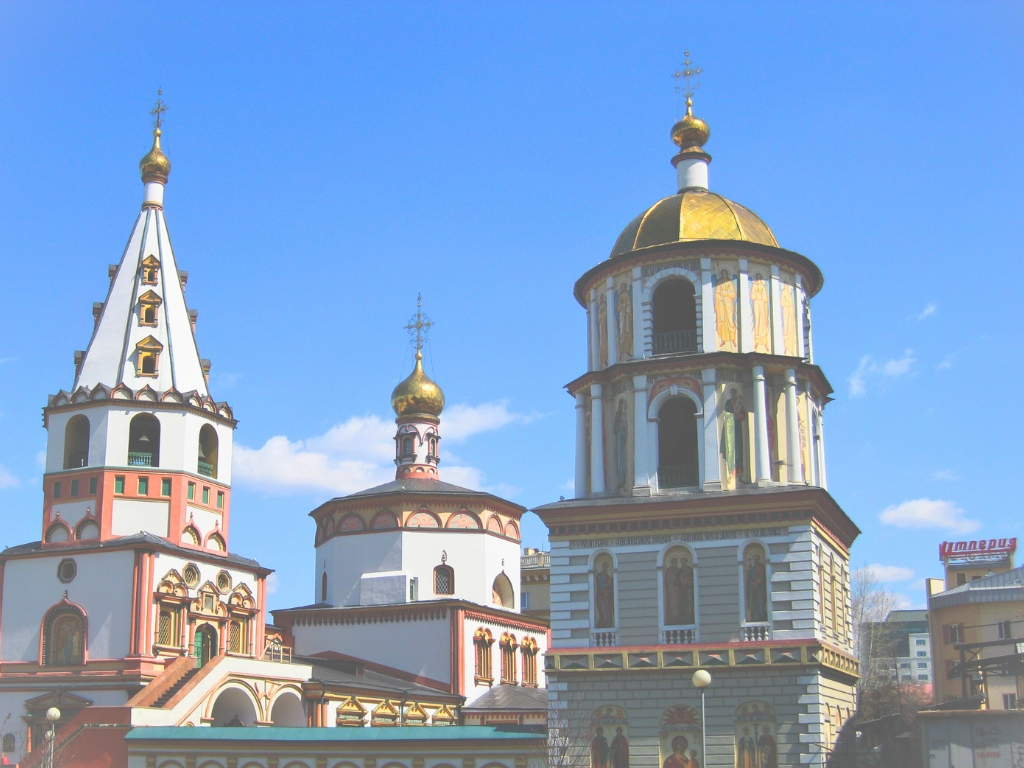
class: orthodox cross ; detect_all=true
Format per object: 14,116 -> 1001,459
150,89 -> 168,129
672,51 -> 703,100
404,293 -> 434,352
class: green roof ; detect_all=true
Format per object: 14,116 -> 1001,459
125,726 -> 543,743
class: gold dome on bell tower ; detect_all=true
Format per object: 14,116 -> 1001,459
139,91 -> 171,184
391,294 -> 445,420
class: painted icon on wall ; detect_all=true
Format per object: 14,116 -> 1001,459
744,544 -> 769,623
660,705 -> 702,768
594,554 -> 615,628
590,706 -> 629,768
735,701 -> 777,768
713,268 -> 738,352
750,272 -> 771,353
663,548 -> 695,626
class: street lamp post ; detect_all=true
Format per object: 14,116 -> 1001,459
44,707 -> 60,768
691,669 -> 711,768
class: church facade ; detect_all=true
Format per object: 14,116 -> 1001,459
534,95 -> 860,768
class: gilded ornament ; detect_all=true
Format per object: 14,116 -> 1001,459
391,350 -> 445,418
139,128 -> 171,183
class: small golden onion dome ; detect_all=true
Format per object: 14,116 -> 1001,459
139,128 -> 171,183
671,96 -> 710,151
391,350 -> 445,418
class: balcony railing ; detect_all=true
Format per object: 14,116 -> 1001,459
591,632 -> 617,647
652,329 -> 698,355
263,640 -> 293,663
127,452 -> 154,467
742,624 -> 771,642
658,464 -> 699,489
521,552 -> 551,569
663,628 -> 697,645
198,461 -> 214,477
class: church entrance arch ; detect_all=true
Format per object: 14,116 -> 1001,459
194,624 -> 217,668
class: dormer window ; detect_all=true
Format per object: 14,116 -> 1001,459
138,290 -> 162,327
141,256 -> 160,285
400,435 -> 414,458
134,336 -> 163,377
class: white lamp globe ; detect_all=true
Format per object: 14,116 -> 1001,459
691,669 -> 712,689
45,707 -> 61,722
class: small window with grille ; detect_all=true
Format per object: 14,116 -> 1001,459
434,564 -> 454,595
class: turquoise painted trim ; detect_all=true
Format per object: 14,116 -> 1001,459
125,725 -> 543,742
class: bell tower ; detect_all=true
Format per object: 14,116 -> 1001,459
41,97 -> 236,554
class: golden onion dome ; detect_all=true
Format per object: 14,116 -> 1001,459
391,350 -> 445,418
610,189 -> 778,258
671,96 -> 710,151
139,128 -> 171,183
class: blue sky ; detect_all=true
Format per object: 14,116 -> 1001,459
1,3 -> 1022,612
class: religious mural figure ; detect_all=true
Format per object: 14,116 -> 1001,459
713,268 -> 738,351
598,297 -> 609,368
617,283 -> 633,360
750,272 -> 771,353
720,389 -> 747,482
664,552 -> 695,626
780,282 -> 797,356
798,408 -> 809,482
51,613 -> 83,666
758,725 -> 778,768
663,736 -> 691,768
737,726 -> 756,768
591,706 -> 629,768
611,726 -> 630,768
591,726 -> 610,768
595,560 -> 615,628
614,399 -> 629,493
744,547 -> 769,623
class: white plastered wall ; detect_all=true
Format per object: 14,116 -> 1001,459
1,551 -> 135,662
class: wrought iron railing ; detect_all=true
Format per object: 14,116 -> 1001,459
652,329 -> 698,355
198,461 -> 214,477
658,464 -> 699,489
128,452 -> 154,467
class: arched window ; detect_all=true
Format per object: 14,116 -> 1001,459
491,573 -> 514,609
742,543 -> 770,638
426,434 -> 438,461
657,398 -> 699,488
42,604 -> 85,666
206,532 -> 225,551
75,519 -> 99,540
63,415 -> 90,469
652,279 -> 697,355
400,435 -> 414,458
138,290 -> 162,327
521,637 -> 539,687
499,632 -> 518,684
157,608 -> 177,647
473,628 -> 493,684
228,620 -> 244,653
434,564 -> 455,595
128,413 -> 160,467
321,571 -> 328,602
198,425 -> 219,478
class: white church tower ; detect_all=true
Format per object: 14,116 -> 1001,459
0,101 -> 270,758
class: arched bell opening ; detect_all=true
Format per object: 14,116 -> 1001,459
198,424 -> 219,478
652,279 -> 697,355
63,415 -> 90,469
128,413 -> 160,467
657,398 -> 699,488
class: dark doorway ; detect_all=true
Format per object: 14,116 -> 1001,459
658,399 -> 699,488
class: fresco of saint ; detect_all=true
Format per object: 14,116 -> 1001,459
663,553 -> 695,626
598,298 -> 608,368
713,269 -> 737,351
610,726 -> 629,768
591,726 -> 610,768
595,561 -> 615,628
750,273 -> 771,352
758,725 -> 778,768
721,389 -> 747,482
744,549 -> 768,623
617,283 -> 633,360
780,282 -> 797,356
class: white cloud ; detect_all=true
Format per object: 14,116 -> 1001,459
849,350 -> 916,396
849,355 -> 874,397
931,469 -> 959,481
917,303 -> 937,321
863,563 -> 915,583
882,349 -> 917,377
233,401 -> 528,497
0,465 -> 18,489
879,498 -> 980,533
265,572 -> 279,596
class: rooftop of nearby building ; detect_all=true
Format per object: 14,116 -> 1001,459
931,565 -> 1024,610
887,610 -> 928,623
298,654 -> 462,700
461,685 -> 548,713
125,725 -> 545,743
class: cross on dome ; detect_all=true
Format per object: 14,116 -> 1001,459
150,89 -> 168,129
672,50 -> 703,115
404,293 -> 434,353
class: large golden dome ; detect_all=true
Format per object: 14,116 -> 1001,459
391,351 -> 445,419
610,189 -> 778,258
140,128 -> 171,183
